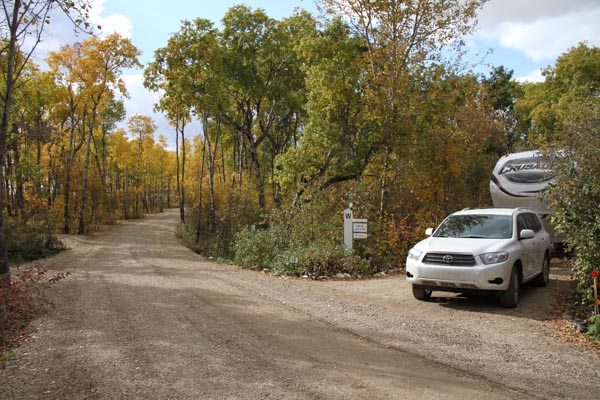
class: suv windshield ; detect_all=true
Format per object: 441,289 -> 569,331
434,214 -> 512,239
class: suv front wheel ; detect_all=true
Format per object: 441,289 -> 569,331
499,266 -> 521,308
412,285 -> 432,300
532,254 -> 550,286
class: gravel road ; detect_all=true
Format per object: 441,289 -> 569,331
1,209 -> 598,399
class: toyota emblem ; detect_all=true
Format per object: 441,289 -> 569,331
443,255 -> 453,264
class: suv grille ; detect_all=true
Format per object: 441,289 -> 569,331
423,253 -> 476,266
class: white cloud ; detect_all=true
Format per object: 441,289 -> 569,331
88,0 -> 133,39
515,68 -> 545,83
26,0 -> 132,66
120,74 -> 165,128
119,73 -> 182,149
477,0 -> 598,29
476,0 -> 600,62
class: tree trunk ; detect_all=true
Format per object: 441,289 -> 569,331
0,0 -> 22,278
248,142 -> 266,210
180,125 -> 186,223
196,134 -> 206,243
237,137 -> 243,190
125,167 -> 130,219
78,119 -> 95,234
378,146 -> 391,218
63,165 -> 73,233
175,125 -> 180,219
12,130 -> 24,217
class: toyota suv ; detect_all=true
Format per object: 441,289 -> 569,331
405,208 -> 551,308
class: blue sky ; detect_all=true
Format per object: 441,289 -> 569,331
38,0 -> 600,145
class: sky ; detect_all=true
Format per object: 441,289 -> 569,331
34,0 -> 600,146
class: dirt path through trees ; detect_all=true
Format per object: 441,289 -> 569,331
1,209 -> 597,399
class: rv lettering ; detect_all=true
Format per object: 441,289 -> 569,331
500,163 -> 538,175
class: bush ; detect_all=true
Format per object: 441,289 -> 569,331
585,314 -> 600,343
271,243 -> 369,278
543,99 -> 600,303
5,212 -> 64,263
234,226 -> 285,270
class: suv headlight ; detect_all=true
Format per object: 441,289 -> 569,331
480,251 -> 509,265
407,248 -> 424,261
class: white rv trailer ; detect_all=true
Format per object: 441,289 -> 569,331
490,150 -> 564,244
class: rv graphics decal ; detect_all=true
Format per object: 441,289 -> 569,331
499,157 -> 553,185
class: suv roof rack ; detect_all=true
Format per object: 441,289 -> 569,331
461,206 -> 533,211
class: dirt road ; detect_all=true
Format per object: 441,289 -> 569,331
1,209 -> 598,399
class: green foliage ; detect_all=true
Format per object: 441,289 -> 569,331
234,228 -> 369,278
543,99 -> 600,303
5,210 -> 65,264
518,43 -> 600,144
232,190 -> 371,277
271,243 -> 369,278
175,216 -> 198,251
275,18 -> 370,193
234,226 -> 285,270
481,66 -> 525,152
585,314 -> 600,342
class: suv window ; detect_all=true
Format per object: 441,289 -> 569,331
526,213 -> 542,232
518,213 -> 542,233
434,214 -> 512,239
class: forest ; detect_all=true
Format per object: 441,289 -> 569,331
1,1 -> 600,313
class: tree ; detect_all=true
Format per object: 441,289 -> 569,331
0,0 -> 93,277
95,98 -> 126,218
47,42 -> 87,233
519,43 -> 600,144
528,44 -> 600,303
481,66 -> 524,152
218,6 -> 275,211
274,18 -> 370,201
544,99 -> 600,303
144,19 -> 206,223
47,34 -> 140,233
279,0 -> 486,213
128,114 -> 157,215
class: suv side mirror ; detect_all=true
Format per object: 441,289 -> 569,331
519,229 -> 535,240
425,228 -> 434,236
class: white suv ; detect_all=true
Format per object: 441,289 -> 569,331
405,208 -> 551,307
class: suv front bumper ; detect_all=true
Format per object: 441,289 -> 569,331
406,258 -> 513,292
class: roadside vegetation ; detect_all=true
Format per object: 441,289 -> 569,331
0,266 -> 49,365
1,1 -> 599,344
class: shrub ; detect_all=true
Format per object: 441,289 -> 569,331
271,243 -> 369,278
543,99 -> 600,303
5,213 -> 64,264
234,226 -> 285,270
585,314 -> 600,343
